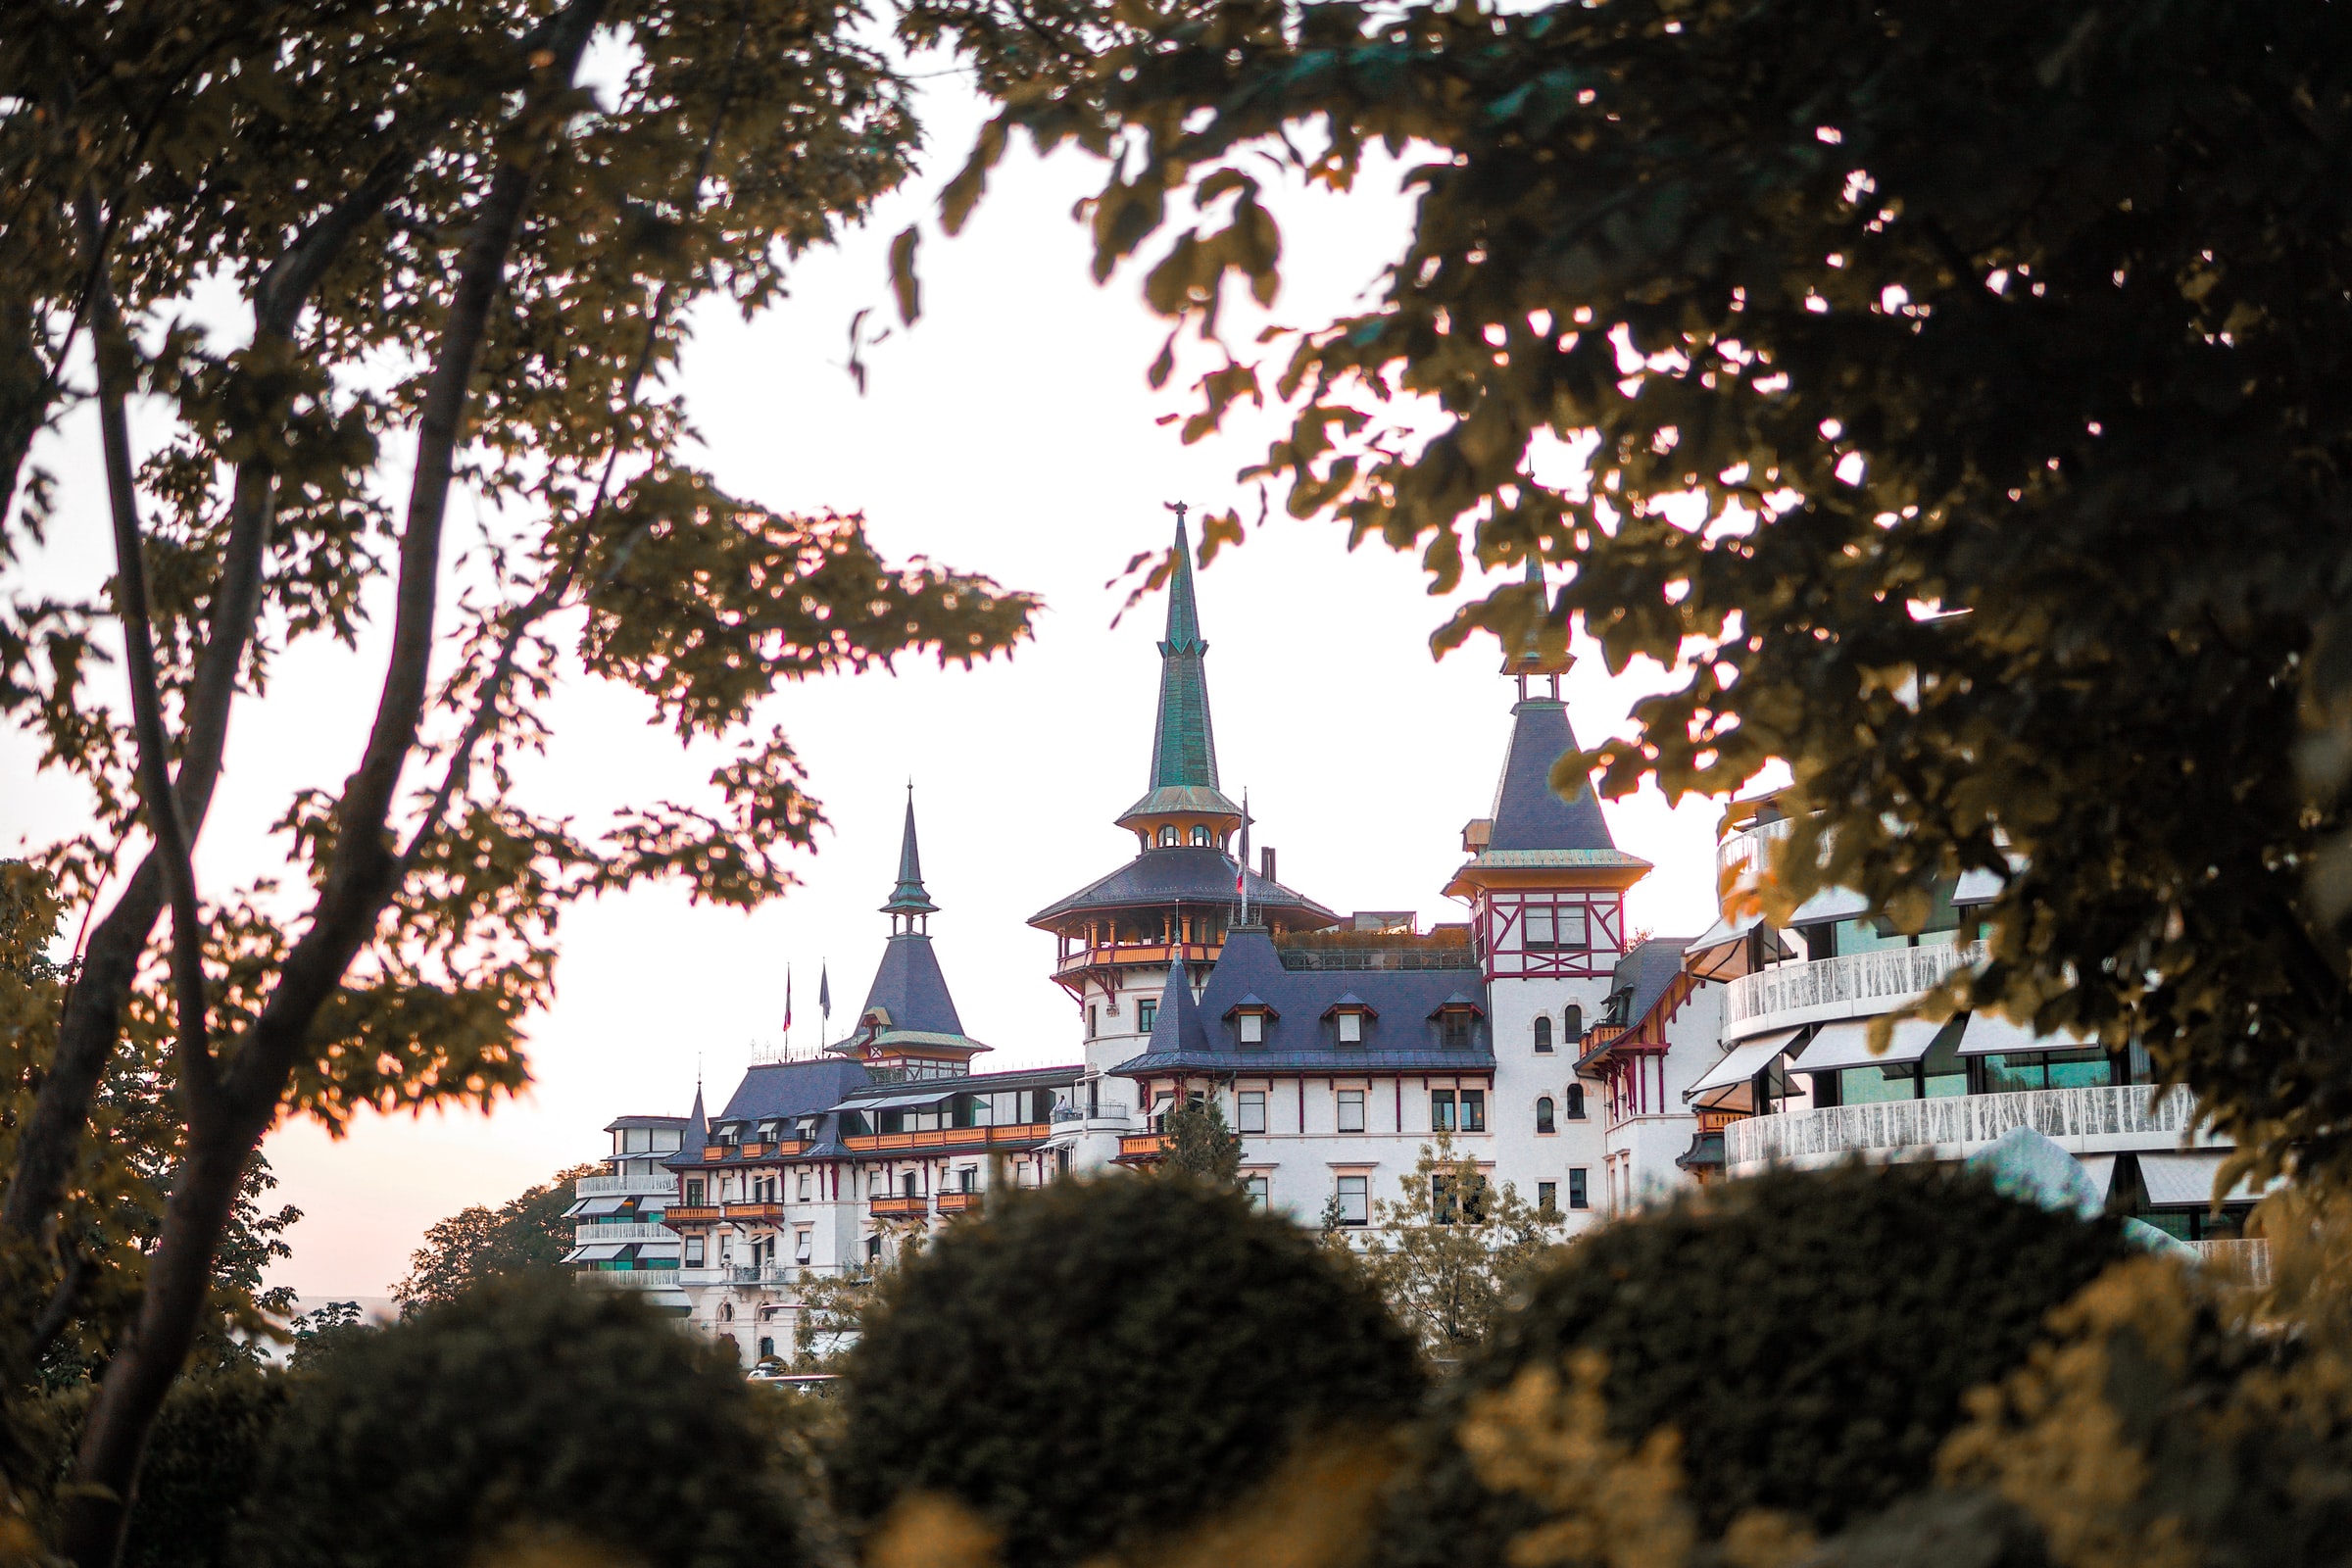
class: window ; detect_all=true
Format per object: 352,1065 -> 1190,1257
1536,1097 -> 1556,1134
794,1228 -> 811,1264
1431,1089 -> 1457,1132
1568,1168 -> 1590,1209
685,1179 -> 706,1206
958,1166 -> 977,1193
1337,1089 -> 1366,1133
684,1237 -> 706,1266
1460,1089 -> 1487,1133
1088,1004 -> 1098,1039
1191,824 -> 1212,847
901,1171 -> 918,1199
1335,1175 -> 1369,1226
1565,1083 -> 1587,1119
1245,1174 -> 1269,1208
760,1336 -> 775,1359
1564,1004 -> 1583,1039
1442,1011 -> 1474,1051
1537,1181 -> 1559,1216
865,1235 -> 882,1261
1238,1011 -> 1264,1045
1433,1173 -> 1486,1224
1158,824 -> 1178,848
1138,998 -> 1158,1033
1534,1016 -> 1553,1054
1524,904 -> 1591,951
1237,1091 -> 1267,1135
1336,1010 -> 1364,1045
797,1172 -> 811,1200
866,1170 -> 881,1198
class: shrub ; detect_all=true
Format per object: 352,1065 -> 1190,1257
834,1175 -> 1426,1567
234,1272 -> 811,1568
1377,1163 -> 2138,1568
122,1367 -> 288,1568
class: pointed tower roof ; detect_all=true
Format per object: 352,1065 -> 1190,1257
881,787 -> 938,916
664,1082 -> 709,1167
1117,510 -> 1245,831
1144,959 -> 1212,1056
1446,695 -> 1649,898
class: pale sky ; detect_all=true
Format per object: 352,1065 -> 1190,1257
3,68 -> 1733,1297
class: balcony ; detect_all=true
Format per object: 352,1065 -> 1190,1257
2189,1239 -> 2272,1286
722,1201 -> 784,1220
1115,1132 -> 1170,1165
583,1268 -> 680,1290
842,1122 -> 1051,1155
691,1139 -> 811,1163
1724,1084 -> 2214,1175
575,1171 -> 677,1197
572,1221 -> 678,1245
1726,942 -> 1984,1039
934,1190 -> 982,1214
666,1205 -> 723,1224
1054,939 -> 1222,981
869,1195 -> 929,1218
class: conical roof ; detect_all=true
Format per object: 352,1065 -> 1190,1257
882,789 -> 938,916
1144,959 -> 1212,1056
1119,512 -> 1243,827
664,1083 -> 709,1167
1490,697 -> 1621,852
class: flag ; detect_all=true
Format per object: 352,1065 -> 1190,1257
818,963 -> 831,1021
782,964 -> 794,1034
1236,788 -> 1250,923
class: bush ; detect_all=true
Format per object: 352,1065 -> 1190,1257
234,1273 -> 812,1568
122,1367 -> 288,1568
1377,1164 -> 2138,1568
834,1175 -> 1426,1567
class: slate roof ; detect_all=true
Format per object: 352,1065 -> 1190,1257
882,792 -> 937,916
714,1057 -> 874,1127
1116,510 -> 1241,828
1578,937 -> 1695,1069
1111,928 -> 1496,1075
852,933 -> 969,1039
1450,699 -> 1651,884
663,1085 -> 710,1169
1029,847 -> 1337,927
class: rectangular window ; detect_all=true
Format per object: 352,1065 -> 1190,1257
1337,1011 -> 1363,1045
1442,1012 -> 1474,1051
794,1228 -> 811,1264
1568,1168 -> 1590,1210
1460,1089 -> 1487,1133
1238,1011 -> 1264,1045
1538,1181 -> 1559,1216
1337,1089 -> 1366,1134
1524,905 -> 1556,949
684,1237 -> 706,1266
685,1179 -> 706,1206
1336,1175 -> 1368,1227
1559,906 -> 1591,950
797,1172 -> 811,1201
1088,1004 -> 1098,1039
1431,1089 -> 1457,1132
1237,1091 -> 1267,1135
1138,998 -> 1159,1032
1245,1175 -> 1269,1209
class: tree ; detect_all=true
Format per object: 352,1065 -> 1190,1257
902,0 -> 2352,1183
0,5 -> 1036,1562
788,1267 -> 868,1373
1158,1096 -> 1245,1188
1355,1134 -> 1559,1360
391,1165 -> 595,1312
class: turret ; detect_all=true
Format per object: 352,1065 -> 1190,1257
829,789 -> 990,1077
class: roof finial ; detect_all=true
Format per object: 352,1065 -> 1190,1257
883,784 -> 939,923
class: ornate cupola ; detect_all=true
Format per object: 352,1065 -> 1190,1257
829,790 -> 991,1079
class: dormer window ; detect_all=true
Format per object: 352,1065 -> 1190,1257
1158,824 -> 1178,848
1323,993 -> 1376,1046
1226,995 -> 1277,1047
1430,995 -> 1483,1051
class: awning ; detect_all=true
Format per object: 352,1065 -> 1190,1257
566,1244 -> 626,1263
2140,1152 -> 2282,1207
2075,1154 -> 2117,1204
1686,1030 -> 1807,1101
1953,867 -> 2007,906
840,1088 -> 961,1113
1685,910 -> 1793,981
564,1195 -> 627,1218
1784,887 -> 1871,928
1954,1012 -> 2097,1057
1795,1017 -> 1953,1073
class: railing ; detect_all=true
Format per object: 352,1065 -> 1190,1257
936,1191 -> 980,1213
842,1123 -> 1050,1154
666,1205 -> 723,1223
2189,1239 -> 2272,1286
722,1201 -> 784,1220
869,1195 -> 929,1217
1116,1132 -> 1171,1162
1054,940 -> 1223,977
1725,1084 -> 2209,1171
578,1268 -> 680,1289
1725,942 -> 1983,1037
694,1139 -> 811,1162
576,1171 -> 677,1196
573,1222 -> 677,1245
1276,946 -> 1479,972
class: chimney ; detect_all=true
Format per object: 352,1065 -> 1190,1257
1260,846 -> 1277,884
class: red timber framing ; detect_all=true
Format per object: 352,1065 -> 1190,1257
1584,970 -> 1704,1126
1475,892 -> 1628,979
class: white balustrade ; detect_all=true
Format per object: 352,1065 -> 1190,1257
1725,1083 -> 2212,1173
575,1171 -> 678,1197
572,1222 -> 680,1245
1726,942 -> 1983,1037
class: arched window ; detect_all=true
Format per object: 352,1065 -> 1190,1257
1535,1097 -> 1556,1134
1158,824 -> 1178,848
1565,1083 -> 1588,1120
1563,1004 -> 1584,1040
1533,1016 -> 1554,1054
1191,824 -> 1212,847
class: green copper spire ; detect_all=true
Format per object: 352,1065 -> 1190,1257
1118,507 -> 1245,832
882,786 -> 938,919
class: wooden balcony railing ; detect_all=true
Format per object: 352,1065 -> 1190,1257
1054,941 -> 1222,978
1115,1132 -> 1170,1164
664,1205 -> 723,1223
842,1123 -> 1050,1154
722,1201 -> 783,1220
692,1140 -> 810,1162
869,1195 -> 929,1218
935,1191 -> 980,1214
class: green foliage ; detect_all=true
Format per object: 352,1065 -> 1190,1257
789,1268 -> 869,1374
391,1165 -> 595,1311
1375,1165 -> 2137,1568
119,1368 -> 288,1568
834,1174 -> 1425,1568
1158,1096 -> 1245,1187
1356,1134 -> 1561,1359
235,1272 -> 810,1568
908,0 -> 2352,1182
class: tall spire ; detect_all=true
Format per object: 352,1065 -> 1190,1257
882,784 -> 938,925
1118,505 -> 1244,835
